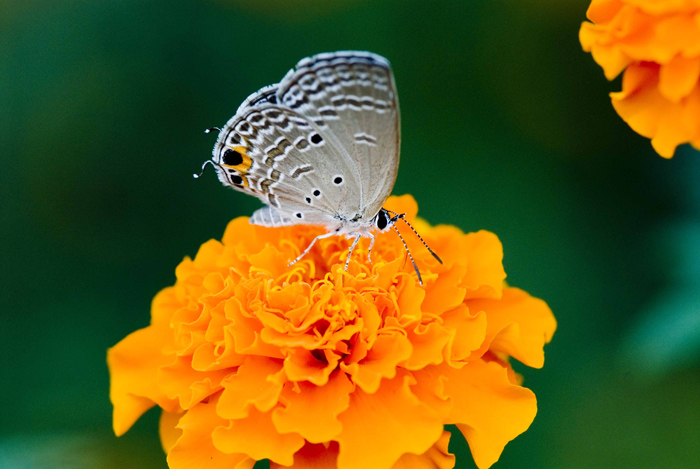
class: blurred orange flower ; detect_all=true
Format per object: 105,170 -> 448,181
580,0 -> 700,157
108,195 -> 556,469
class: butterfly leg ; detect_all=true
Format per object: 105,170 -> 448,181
367,233 -> 376,264
288,232 -> 336,267
345,233 -> 362,271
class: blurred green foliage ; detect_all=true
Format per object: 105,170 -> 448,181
2,0 -> 699,467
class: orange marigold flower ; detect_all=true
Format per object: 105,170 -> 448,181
108,195 -> 556,469
580,0 -> 700,157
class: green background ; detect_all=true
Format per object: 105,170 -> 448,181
2,1 -> 700,467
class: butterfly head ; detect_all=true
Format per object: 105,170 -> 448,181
374,208 -> 401,233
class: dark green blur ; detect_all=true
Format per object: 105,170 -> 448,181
2,1 -> 699,467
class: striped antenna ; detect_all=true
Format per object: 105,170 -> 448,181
393,226 -> 423,285
386,210 -> 443,264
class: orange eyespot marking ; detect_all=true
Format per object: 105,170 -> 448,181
229,173 -> 249,187
221,146 -> 252,174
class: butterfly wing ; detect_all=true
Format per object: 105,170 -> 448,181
276,51 -> 400,221
211,100 -> 363,227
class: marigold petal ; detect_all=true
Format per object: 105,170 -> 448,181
460,230 -> 506,300
221,217 -> 262,249
441,304 -> 488,364
152,286 -> 181,326
217,356 -> 284,419
440,360 -> 537,469
660,55 -> 700,102
176,239 -> 226,282
467,287 -> 556,368
340,331 -> 413,393
108,324 -> 181,436
248,244 -> 291,279
579,22 -> 631,79
159,410 -> 184,454
270,442 -> 340,469
167,394 -> 255,469
225,297 -> 284,358
284,348 -> 342,385
212,407 -> 305,466
587,0 -> 623,23
157,354 -> 231,410
335,371 -> 444,469
391,430 -> 455,469
422,263 -> 467,314
192,337 -> 246,372
272,371 -> 354,443
403,321 -> 451,370
395,275 -> 426,323
408,368 -> 452,420
611,62 -> 698,158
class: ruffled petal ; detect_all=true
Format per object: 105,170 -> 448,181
403,321 -> 451,370
659,52 -> 700,103
422,264 -> 467,314
108,324 -> 181,436
270,442 -> 340,469
158,355 -> 231,409
272,371 -> 354,443
212,407 -> 305,466
460,230 -> 506,300
335,371 -> 444,469
340,331 -> 413,393
167,394 -> 255,469
441,360 -> 537,469
217,356 -> 285,419
159,409 -> 184,454
284,348 -> 342,386
391,430 -> 455,469
467,287 -> 556,368
441,304 -> 488,364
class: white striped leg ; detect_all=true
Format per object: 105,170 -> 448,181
288,232 -> 335,267
345,233 -> 362,271
367,233 -> 376,264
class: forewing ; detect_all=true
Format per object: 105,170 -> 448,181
276,51 -> 400,220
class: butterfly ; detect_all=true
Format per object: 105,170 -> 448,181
196,51 -> 441,284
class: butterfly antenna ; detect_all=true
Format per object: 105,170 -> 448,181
193,160 -> 215,179
397,216 -> 443,264
392,226 -> 423,286
204,127 -> 221,134
385,209 -> 443,264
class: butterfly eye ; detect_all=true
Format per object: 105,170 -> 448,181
223,149 -> 243,166
376,211 -> 389,230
